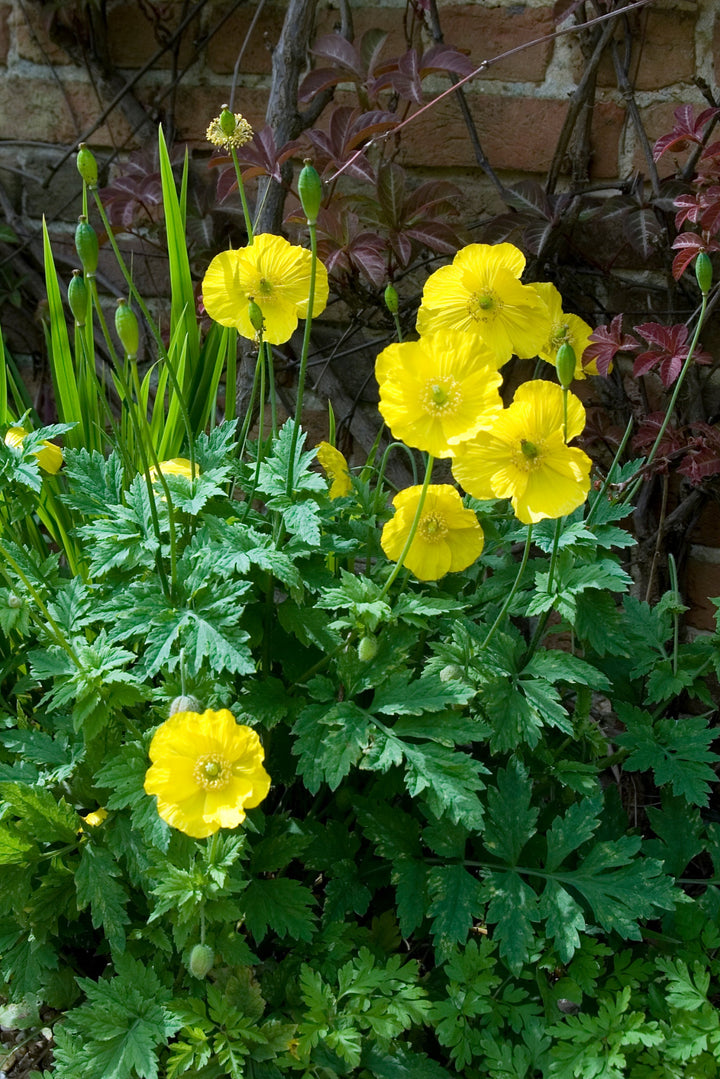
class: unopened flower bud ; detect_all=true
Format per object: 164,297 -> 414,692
357,635 -> 378,662
76,143 -> 98,187
188,944 -> 215,979
219,106 -> 236,136
439,664 -> 463,683
169,695 -> 202,716
7,592 -> 23,609
695,252 -> 712,294
556,343 -> 576,390
248,299 -> 265,334
384,283 -> 399,315
298,160 -> 322,225
115,299 -> 139,359
68,270 -> 89,325
75,217 -> 99,277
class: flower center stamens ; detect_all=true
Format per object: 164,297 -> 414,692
419,512 -> 448,542
521,439 -> 539,459
193,753 -> 232,791
422,376 -> 460,415
468,289 -> 501,322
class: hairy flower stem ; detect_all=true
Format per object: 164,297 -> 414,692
380,454 -> 434,597
481,525 -> 533,650
393,312 -> 403,343
264,341 -> 278,437
286,221 -> 318,496
231,147 -> 254,244
240,347 -> 267,524
91,189 -> 196,476
623,292 -> 708,506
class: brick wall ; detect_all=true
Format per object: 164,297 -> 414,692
1,0 -> 719,631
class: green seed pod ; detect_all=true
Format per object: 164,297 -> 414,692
115,299 -> 139,359
219,105 -> 236,136
75,217 -> 99,277
695,252 -> 712,294
357,635 -> 378,663
248,299 -> 265,334
298,160 -> 322,225
556,342 -> 577,390
68,270 -> 89,326
384,283 -> 399,315
188,944 -> 215,979
169,695 -> 202,717
76,143 -> 98,187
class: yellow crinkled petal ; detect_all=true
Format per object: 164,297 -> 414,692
533,283 -> 594,378
377,333 -> 503,458
202,249 -> 248,327
513,443 -> 592,524
381,485 -> 483,581
316,441 -> 352,498
513,380 -> 586,442
454,241 -> 526,282
144,709 -> 271,838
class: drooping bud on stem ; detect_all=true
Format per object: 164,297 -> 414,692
188,944 -> 215,979
357,635 -> 378,662
248,299 -> 265,334
695,252 -> 712,295
76,143 -> 98,187
75,216 -> 98,277
555,342 -> 576,390
384,283 -> 399,315
68,270 -> 88,326
298,159 -> 322,225
169,695 -> 202,716
115,299 -> 139,360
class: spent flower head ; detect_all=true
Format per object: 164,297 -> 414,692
206,106 -> 254,150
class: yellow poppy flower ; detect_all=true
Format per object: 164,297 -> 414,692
81,808 -> 108,829
148,457 -> 196,482
533,282 -> 595,379
4,426 -> 63,474
202,233 -> 329,346
376,332 -> 503,458
144,708 -> 271,839
416,243 -> 551,366
381,484 -> 484,581
451,380 -> 592,525
316,441 -> 352,498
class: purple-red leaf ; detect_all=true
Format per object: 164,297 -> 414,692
582,315 -> 640,378
633,322 -> 712,387
653,105 -> 720,160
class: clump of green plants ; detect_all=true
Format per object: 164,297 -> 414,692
0,112 -> 719,1079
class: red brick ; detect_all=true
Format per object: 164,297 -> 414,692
11,1 -> 74,65
690,498 -> 720,548
395,92 -> 621,177
597,8 -> 696,92
206,3 -> 285,75
0,76 -> 135,146
173,84 -> 269,146
106,1 -> 201,70
432,4 -> 555,83
683,547 -> 720,633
